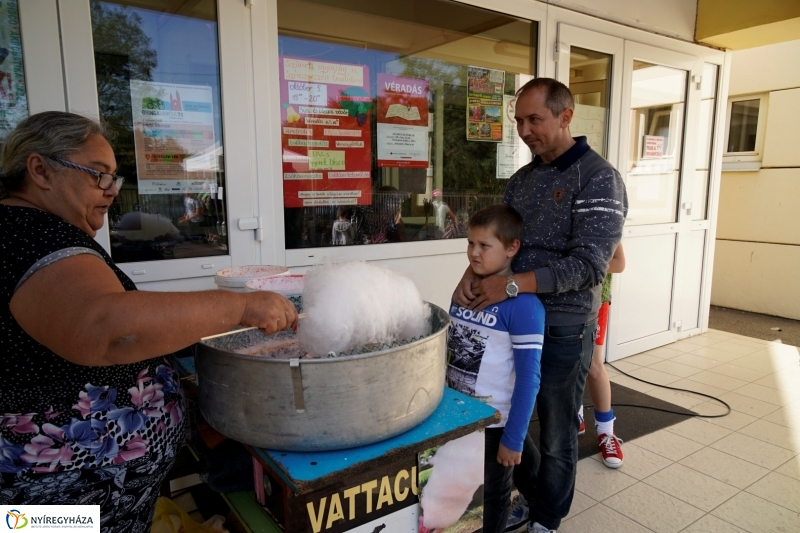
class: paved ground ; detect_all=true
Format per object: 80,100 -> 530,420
709,305 -> 800,347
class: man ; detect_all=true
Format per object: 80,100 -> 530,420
454,78 -> 627,532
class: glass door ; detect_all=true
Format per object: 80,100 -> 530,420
56,0 -> 258,286
555,24 -> 623,362
608,42 -> 703,360
556,24 -> 623,167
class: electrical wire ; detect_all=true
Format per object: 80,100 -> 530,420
600,362 -> 731,418
529,360 -> 732,425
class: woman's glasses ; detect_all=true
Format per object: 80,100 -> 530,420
46,156 -> 125,191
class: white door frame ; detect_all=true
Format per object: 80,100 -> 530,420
55,0 -> 259,287
555,23 -> 624,170
607,41 -> 701,360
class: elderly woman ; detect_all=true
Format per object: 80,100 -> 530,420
0,112 -> 296,528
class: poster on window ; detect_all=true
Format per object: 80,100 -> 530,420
571,104 -> 607,156
376,74 -> 429,168
0,0 -> 28,142
280,56 -> 372,207
466,66 -> 504,142
130,80 -> 217,195
496,94 -> 531,179
642,135 -> 665,159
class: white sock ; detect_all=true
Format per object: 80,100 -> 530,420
578,404 -> 584,419
596,417 -> 615,436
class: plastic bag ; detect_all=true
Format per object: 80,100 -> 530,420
151,497 -> 228,533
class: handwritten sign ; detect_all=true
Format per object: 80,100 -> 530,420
283,58 -> 364,86
280,56 -> 372,207
643,135 -> 665,158
288,82 -> 328,105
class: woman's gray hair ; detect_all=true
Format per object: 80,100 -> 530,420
0,111 -> 108,197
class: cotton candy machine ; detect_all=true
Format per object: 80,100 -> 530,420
195,302 -> 449,451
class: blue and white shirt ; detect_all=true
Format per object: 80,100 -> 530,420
447,294 -> 545,452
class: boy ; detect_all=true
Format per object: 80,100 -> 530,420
446,204 -> 545,533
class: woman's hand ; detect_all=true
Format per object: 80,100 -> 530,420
497,443 -> 521,467
241,291 -> 299,334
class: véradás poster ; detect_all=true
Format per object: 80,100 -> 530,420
376,74 -> 429,168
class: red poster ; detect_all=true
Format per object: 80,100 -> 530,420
376,74 -> 429,168
280,56 -> 372,207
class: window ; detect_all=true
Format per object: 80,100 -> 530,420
277,0 -> 537,249
91,0 -> 228,264
568,46 -> 611,159
0,0 -> 29,145
722,94 -> 767,170
625,60 -> 687,225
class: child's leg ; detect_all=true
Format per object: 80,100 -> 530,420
588,302 -> 615,435
484,428 -> 515,533
587,343 -> 612,414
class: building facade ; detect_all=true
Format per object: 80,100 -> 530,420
712,39 -> 800,321
8,0 -> 732,361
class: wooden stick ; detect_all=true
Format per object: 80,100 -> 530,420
200,313 -> 308,341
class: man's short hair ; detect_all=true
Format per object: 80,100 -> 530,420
516,78 -> 575,118
468,204 -> 524,248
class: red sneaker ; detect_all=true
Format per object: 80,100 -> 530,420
578,413 -> 586,436
598,433 -> 623,468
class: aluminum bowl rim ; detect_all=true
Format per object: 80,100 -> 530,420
197,302 -> 450,365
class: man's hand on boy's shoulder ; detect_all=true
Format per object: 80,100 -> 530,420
468,274 -> 508,311
467,272 -> 538,312
497,443 -> 522,467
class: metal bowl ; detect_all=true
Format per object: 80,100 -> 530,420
195,303 -> 449,451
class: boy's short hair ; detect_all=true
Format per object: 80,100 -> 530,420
468,204 -> 524,247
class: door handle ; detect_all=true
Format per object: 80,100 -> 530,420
238,217 -> 263,241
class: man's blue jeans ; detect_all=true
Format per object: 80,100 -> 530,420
514,319 -> 596,530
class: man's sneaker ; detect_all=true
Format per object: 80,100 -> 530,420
505,494 -> 529,532
527,522 -> 557,533
598,433 -> 624,468
578,412 -> 586,436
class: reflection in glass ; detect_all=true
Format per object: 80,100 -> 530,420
626,61 -> 686,226
277,0 -> 536,249
0,0 -> 29,144
568,47 -> 611,158
692,63 -> 718,220
727,99 -> 759,153
91,1 -> 227,264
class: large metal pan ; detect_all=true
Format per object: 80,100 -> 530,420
195,302 -> 449,451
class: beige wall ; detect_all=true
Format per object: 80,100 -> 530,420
696,0 -> 800,49
712,241 -> 800,320
728,40 -> 800,94
548,0 -> 697,41
712,40 -> 800,319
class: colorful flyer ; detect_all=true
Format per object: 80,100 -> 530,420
0,0 -> 29,142
130,80 -> 217,195
466,66 -> 504,142
376,74 -> 429,168
280,56 -> 372,207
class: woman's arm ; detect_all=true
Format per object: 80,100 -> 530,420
608,242 -> 626,274
10,254 -> 297,367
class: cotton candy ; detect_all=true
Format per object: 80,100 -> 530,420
297,259 -> 431,357
420,431 -> 485,530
